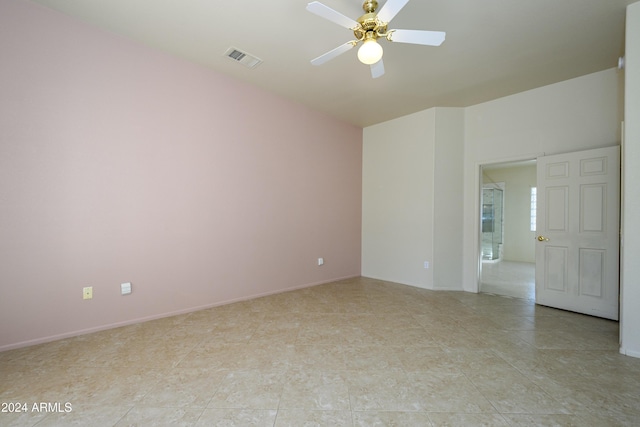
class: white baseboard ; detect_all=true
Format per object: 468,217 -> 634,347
619,346 -> 640,359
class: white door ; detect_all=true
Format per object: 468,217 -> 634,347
535,146 -> 620,320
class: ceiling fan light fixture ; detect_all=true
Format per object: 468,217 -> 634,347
306,0 -> 446,77
357,37 -> 383,65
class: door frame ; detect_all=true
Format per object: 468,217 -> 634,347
475,154 -> 541,293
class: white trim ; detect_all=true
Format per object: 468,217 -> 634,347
620,346 -> 640,359
477,152 -> 543,168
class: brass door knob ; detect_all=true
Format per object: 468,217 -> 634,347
537,235 -> 550,241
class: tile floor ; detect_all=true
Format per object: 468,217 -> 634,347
1,276 -> 639,426
481,261 -> 535,300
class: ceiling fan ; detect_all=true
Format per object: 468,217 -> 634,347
306,0 -> 446,78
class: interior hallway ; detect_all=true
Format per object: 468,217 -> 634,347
1,276 -> 638,426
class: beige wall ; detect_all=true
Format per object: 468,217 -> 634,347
362,109 -> 436,288
362,108 -> 464,289
433,109 -> 465,289
363,69 -> 621,294
621,1 -> 640,358
463,68 -> 622,293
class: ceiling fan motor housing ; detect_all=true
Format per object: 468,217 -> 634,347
363,0 -> 378,13
355,9 -> 387,41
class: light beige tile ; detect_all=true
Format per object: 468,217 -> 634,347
66,366 -> 166,406
516,329 -> 618,351
249,321 -> 300,344
195,408 -> 277,426
1,365 -> 84,403
469,369 -> 572,415
280,371 -> 350,410
527,372 -> 640,420
379,327 -> 442,347
114,406 -> 203,426
502,413 -> 595,426
353,410 -> 434,426
1,276 -> 634,426
208,370 -> 285,409
138,367 -> 226,408
0,408 -> 49,427
395,347 -> 503,374
410,372 -> 497,413
289,344 -> 349,371
180,342 -> 294,371
573,412 -> 640,427
347,370 -> 427,412
342,345 -> 405,372
275,409 -> 353,426
35,404 -> 132,427
427,412 -> 510,426
201,321 -> 263,344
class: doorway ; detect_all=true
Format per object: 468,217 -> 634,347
479,160 -> 536,300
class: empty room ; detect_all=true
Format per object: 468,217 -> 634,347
2,0 -> 640,425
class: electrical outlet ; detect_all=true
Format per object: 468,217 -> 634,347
121,282 -> 132,295
83,286 -> 93,300
318,257 -> 324,266
424,261 -> 430,269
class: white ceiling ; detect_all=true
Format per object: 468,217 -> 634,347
30,0 -> 634,127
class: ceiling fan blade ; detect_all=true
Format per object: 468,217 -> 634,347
376,0 -> 410,23
306,1 -> 360,30
311,41 -> 356,66
370,59 -> 385,79
388,29 -> 446,46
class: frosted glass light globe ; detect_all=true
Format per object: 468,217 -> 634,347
357,39 -> 383,65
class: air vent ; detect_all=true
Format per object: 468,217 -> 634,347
224,47 -> 262,69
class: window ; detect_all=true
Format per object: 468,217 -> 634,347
530,187 -> 537,231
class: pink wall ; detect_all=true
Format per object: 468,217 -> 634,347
0,0 -> 362,351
